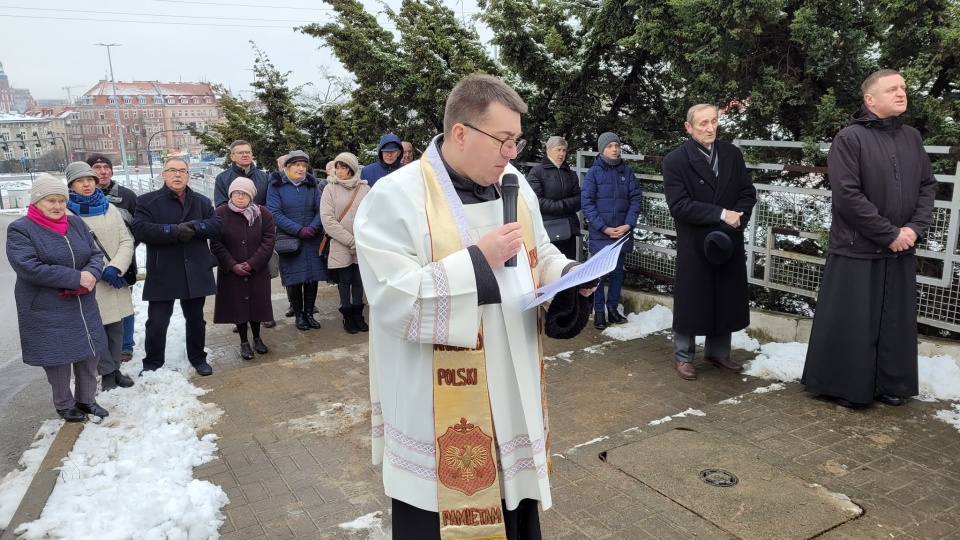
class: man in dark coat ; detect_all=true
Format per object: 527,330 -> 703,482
88,153 -> 139,362
663,104 -> 757,381
528,135 -> 581,260
214,140 -> 276,328
133,157 -> 224,376
214,140 -> 271,207
802,69 -> 936,408
360,133 -> 403,186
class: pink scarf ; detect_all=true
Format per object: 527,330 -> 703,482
228,201 -> 262,226
27,205 -> 69,235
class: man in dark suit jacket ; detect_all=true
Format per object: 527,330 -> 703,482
133,157 -> 224,376
662,104 -> 757,381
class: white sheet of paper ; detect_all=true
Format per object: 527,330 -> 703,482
522,235 -> 630,310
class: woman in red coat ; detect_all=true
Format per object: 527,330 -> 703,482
211,178 -> 277,360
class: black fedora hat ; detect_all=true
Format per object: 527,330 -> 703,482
702,230 -> 734,266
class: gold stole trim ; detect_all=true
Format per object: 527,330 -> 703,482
423,157 -> 539,540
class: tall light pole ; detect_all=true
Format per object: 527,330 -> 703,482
95,43 -> 132,187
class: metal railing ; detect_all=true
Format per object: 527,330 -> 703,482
531,143 -> 960,333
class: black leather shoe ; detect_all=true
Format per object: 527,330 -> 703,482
833,397 -> 867,409
607,307 -> 628,324
285,306 -> 295,317
593,312 -> 607,330
57,407 -> 86,422
240,342 -> 255,360
340,307 -> 358,334
305,310 -> 322,329
295,312 -> 310,331
252,338 -> 268,354
76,402 -> 109,418
114,370 -> 134,388
876,394 -> 907,406
194,363 -> 213,376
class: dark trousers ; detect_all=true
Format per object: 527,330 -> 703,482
98,321 -> 125,375
391,498 -> 542,540
143,297 -> 207,370
43,356 -> 98,410
337,263 -> 364,309
594,250 -> 627,312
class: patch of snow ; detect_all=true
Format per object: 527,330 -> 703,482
622,427 -> 641,434
582,342 -> 614,355
601,305 -> 672,341
571,437 -> 608,449
719,397 -> 742,405
753,383 -> 786,394
649,416 -> 673,426
545,351 -> 574,363
339,511 -> 390,539
730,331 -> 761,352
934,404 -> 960,433
280,401 -> 368,437
917,355 -> 960,402
0,420 -> 63,529
673,408 -> 706,418
744,342 -> 808,382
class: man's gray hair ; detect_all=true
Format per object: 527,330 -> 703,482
861,69 -> 901,95
686,104 -> 718,124
163,156 -> 188,168
545,136 -> 567,150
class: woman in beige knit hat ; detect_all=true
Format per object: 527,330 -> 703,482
319,152 -> 370,333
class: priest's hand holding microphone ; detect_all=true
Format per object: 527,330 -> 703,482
475,174 -> 596,297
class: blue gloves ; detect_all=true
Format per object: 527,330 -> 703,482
102,266 -> 126,289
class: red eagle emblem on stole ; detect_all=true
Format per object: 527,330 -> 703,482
437,418 -> 497,496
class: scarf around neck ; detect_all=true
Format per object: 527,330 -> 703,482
27,204 -> 69,235
67,190 -> 111,217
329,175 -> 365,189
228,201 -> 261,226
600,155 -> 623,167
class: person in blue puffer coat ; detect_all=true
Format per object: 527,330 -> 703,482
266,150 -> 327,331
581,132 -> 643,330
360,133 -> 403,186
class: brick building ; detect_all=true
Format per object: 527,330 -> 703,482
72,81 -> 222,166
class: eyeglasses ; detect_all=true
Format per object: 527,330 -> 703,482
164,168 -> 188,175
463,123 -> 526,157
231,150 -> 252,156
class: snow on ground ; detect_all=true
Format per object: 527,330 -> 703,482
917,355 -> 960,402
571,436 -> 609,450
339,511 -> 390,539
744,342 -> 807,382
0,420 -> 62,529
649,408 -> 706,426
14,279 -> 229,539
695,330 -> 761,353
601,305 -> 672,341
935,404 -> 960,431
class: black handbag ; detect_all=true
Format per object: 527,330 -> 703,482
123,257 -> 138,285
274,231 -> 301,256
543,218 -> 573,242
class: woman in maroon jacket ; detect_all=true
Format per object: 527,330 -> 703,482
211,178 -> 277,360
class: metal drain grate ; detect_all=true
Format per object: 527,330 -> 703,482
699,469 -> 739,487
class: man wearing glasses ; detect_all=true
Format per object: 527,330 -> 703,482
133,157 -> 223,376
356,74 -> 593,539
214,140 -> 270,207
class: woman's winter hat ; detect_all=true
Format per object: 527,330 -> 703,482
228,177 -> 257,199
30,174 -> 69,205
597,132 -> 620,152
86,154 -> 113,170
285,150 -> 309,167
334,152 -> 360,176
64,162 -> 98,186
381,141 -> 402,152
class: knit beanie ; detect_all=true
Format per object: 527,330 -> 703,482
285,150 -> 309,167
333,152 -> 360,177
86,153 -> 113,170
30,174 -> 69,205
228,177 -> 257,200
65,161 -> 97,187
597,132 -> 620,152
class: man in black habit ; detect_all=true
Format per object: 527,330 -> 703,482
802,69 -> 936,408
663,104 -> 757,381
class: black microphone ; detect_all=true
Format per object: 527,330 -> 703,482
501,174 -> 519,267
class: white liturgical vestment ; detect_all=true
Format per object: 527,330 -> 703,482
355,158 -> 572,513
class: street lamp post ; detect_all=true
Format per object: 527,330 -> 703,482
95,43 -> 132,188
147,128 -> 190,177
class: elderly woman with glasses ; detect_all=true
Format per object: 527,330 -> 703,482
527,136 -> 582,260
6,175 -> 110,422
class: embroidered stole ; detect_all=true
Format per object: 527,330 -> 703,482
421,148 -> 541,540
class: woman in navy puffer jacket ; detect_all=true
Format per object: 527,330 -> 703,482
581,132 -> 642,330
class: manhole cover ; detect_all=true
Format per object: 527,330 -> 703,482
699,468 -> 739,487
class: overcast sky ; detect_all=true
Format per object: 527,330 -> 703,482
0,0 -> 486,102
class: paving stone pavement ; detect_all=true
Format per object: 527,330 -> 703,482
194,282 -> 960,539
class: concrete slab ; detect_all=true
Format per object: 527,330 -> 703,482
604,428 -> 863,540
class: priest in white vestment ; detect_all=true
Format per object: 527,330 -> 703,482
356,75 -> 594,540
